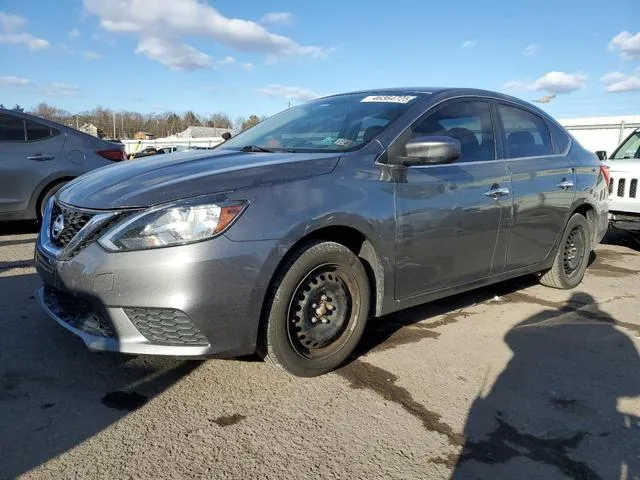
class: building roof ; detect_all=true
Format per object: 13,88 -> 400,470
178,126 -> 221,138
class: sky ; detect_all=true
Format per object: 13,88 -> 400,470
0,0 -> 639,121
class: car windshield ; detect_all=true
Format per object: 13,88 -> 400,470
611,131 -> 640,160
220,93 -> 424,153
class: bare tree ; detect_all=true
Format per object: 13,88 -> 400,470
242,115 -> 261,131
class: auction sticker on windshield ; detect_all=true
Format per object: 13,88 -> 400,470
361,95 -> 417,104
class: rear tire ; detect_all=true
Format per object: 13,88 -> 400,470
259,240 -> 370,377
540,213 -> 591,289
37,182 -> 67,222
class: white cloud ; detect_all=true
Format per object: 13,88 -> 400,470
461,40 -> 477,48
0,75 -> 30,87
535,71 -> 587,93
260,12 -> 293,26
523,44 -> 539,56
217,56 -> 236,65
0,11 -> 49,50
241,62 -> 254,70
82,0 -> 325,69
68,28 -> 80,39
601,70 -> 640,92
0,12 -> 26,32
0,32 -> 49,50
504,71 -> 587,94
608,31 -> 640,60
39,82 -> 82,97
533,93 -> 557,104
257,84 -> 319,101
82,50 -> 102,59
135,36 -> 213,70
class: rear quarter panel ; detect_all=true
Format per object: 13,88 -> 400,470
569,141 -> 609,245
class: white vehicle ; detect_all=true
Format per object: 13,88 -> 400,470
605,128 -> 640,245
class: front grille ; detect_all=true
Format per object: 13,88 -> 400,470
50,202 -> 94,248
631,179 -> 638,199
43,285 -> 114,338
617,178 -> 626,197
124,308 -> 209,346
609,178 -> 614,195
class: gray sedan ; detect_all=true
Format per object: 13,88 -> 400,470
0,108 -> 126,221
35,88 -> 609,376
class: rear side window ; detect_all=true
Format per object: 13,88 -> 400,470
411,101 -> 496,162
0,113 -> 26,142
498,104 -> 553,158
26,120 -> 58,141
547,121 -> 571,154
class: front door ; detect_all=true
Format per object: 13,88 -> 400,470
0,113 -> 64,214
495,103 -> 575,269
393,100 -> 511,299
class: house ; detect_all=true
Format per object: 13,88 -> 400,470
79,123 -> 104,138
134,131 -> 156,140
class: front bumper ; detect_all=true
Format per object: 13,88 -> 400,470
35,232 -> 280,358
609,212 -> 640,232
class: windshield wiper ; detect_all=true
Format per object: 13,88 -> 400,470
240,145 -> 275,153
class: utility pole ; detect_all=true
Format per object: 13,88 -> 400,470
112,112 -> 116,139
75,115 -> 79,130
121,115 -> 124,139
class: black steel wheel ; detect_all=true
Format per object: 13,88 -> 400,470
259,240 -> 370,377
540,213 -> 591,289
562,225 -> 587,278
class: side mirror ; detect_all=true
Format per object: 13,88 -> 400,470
402,136 -> 461,166
595,150 -> 607,160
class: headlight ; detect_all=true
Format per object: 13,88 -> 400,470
98,200 -> 247,251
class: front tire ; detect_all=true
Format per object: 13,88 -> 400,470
37,182 -> 67,222
259,240 -> 370,377
540,213 -> 591,289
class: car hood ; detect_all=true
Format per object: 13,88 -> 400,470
58,149 -> 340,209
607,159 -> 640,173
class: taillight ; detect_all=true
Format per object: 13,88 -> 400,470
96,149 -> 126,162
600,162 -> 610,185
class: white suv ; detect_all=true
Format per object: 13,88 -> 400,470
606,128 -> 640,244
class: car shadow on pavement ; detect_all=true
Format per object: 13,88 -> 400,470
0,271 -> 202,479
0,220 -> 39,236
449,293 -> 640,479
354,275 -> 539,358
602,229 -> 640,252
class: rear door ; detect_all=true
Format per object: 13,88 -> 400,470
0,113 -> 65,214
496,103 -> 575,269
394,99 -> 511,299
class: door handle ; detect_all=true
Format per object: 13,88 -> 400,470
484,187 -> 510,198
556,180 -> 574,190
27,154 -> 55,161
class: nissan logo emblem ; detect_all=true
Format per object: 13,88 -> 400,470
51,214 -> 65,240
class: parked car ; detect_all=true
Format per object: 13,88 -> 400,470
35,88 -> 609,376
0,109 -> 126,221
601,128 -> 640,245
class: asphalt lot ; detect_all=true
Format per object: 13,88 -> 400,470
0,222 -> 639,480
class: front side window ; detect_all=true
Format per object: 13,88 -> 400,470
220,93 -> 425,153
498,104 -> 553,158
611,131 -> 640,160
409,101 -> 496,162
26,120 -> 57,141
0,113 -> 26,142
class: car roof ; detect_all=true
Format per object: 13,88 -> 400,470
317,87 -> 557,123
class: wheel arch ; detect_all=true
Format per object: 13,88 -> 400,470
31,176 -> 76,218
569,201 -> 597,245
257,224 -> 387,353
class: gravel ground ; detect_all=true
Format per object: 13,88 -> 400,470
1,222 -> 638,480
